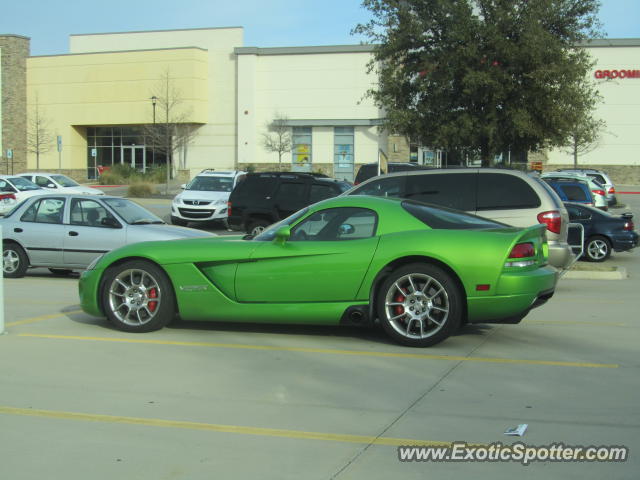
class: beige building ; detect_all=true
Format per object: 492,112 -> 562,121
1,29 -> 639,183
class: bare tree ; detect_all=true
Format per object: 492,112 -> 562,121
262,113 -> 292,171
27,95 -> 53,169
144,69 -> 197,191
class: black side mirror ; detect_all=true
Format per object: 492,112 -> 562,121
101,217 -> 121,228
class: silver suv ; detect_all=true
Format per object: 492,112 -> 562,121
171,170 -> 246,226
345,168 -> 574,271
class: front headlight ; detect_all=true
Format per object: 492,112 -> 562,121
86,254 -> 105,271
215,199 -> 227,205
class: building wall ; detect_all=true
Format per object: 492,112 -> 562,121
70,27 -> 242,178
547,42 -> 640,174
236,46 -> 386,179
0,35 -> 30,175
26,48 -> 208,174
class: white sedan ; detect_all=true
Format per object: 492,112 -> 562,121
18,172 -> 105,195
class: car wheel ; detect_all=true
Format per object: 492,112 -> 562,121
585,235 -> 611,262
376,263 -> 462,347
49,268 -> 73,276
3,242 -> 29,279
171,216 -> 188,227
247,219 -> 270,236
102,260 -> 176,332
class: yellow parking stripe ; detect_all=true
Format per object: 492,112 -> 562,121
7,310 -> 84,327
0,405 -> 448,447
18,333 -> 618,368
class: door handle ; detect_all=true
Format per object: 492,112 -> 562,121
68,231 -> 79,237
14,227 -> 23,233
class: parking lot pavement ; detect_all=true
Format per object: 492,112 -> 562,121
0,192 -> 638,479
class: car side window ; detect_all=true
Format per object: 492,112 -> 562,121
274,182 -> 307,204
405,173 -> 476,211
477,173 -> 540,210
70,198 -> 118,227
0,180 -> 15,193
309,183 -> 335,204
353,176 -> 405,198
20,198 -> 65,224
290,207 -> 377,241
35,176 -> 54,188
567,206 -> 591,221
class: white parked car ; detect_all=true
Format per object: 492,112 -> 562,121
171,170 -> 246,226
0,175 -> 48,215
540,172 -> 607,210
18,172 -> 104,195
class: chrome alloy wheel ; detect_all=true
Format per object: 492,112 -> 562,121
3,249 -> 20,274
383,273 -> 449,339
108,269 -> 162,326
587,239 -> 609,261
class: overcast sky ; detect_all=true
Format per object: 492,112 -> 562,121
1,0 -> 638,57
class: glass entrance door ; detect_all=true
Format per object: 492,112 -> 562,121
122,146 -> 146,172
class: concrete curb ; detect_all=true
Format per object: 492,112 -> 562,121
563,266 -> 628,280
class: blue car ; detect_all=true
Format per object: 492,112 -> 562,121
543,178 -> 594,207
565,202 -> 638,262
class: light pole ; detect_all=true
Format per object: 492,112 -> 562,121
150,96 -> 157,174
151,96 -> 157,125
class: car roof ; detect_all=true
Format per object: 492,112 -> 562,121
16,193 -> 121,200
197,169 -> 245,177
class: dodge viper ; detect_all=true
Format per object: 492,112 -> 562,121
79,196 -> 557,347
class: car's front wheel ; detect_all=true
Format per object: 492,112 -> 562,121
585,235 -> 611,262
3,242 -> 29,278
101,260 -> 175,332
376,263 -> 462,347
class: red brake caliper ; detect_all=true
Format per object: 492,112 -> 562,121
393,292 -> 405,316
148,288 -> 158,312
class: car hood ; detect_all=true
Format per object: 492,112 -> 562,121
174,191 -> 230,202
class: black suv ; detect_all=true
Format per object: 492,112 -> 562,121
227,172 -> 351,235
354,162 -> 432,185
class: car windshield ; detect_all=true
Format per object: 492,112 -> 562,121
51,175 -> 80,187
102,198 -> 164,225
187,176 -> 234,192
253,208 -> 309,241
7,177 -> 41,191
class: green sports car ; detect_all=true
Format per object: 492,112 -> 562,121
79,196 -> 557,347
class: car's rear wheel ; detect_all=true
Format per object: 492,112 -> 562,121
171,216 -> 188,227
376,263 -> 462,347
247,219 -> 270,236
49,268 -> 73,276
3,242 -> 29,279
102,260 -> 175,332
585,235 -> 611,262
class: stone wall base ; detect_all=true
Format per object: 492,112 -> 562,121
238,162 -> 339,177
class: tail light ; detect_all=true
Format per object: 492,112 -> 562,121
623,221 -> 634,231
608,187 -> 616,195
227,201 -> 232,217
506,242 -> 536,267
0,193 -> 16,200
537,210 -> 562,234
592,189 -> 605,197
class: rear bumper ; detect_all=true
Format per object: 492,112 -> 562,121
467,265 -> 557,324
548,241 -> 575,270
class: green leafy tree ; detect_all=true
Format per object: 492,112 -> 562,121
354,0 -> 602,166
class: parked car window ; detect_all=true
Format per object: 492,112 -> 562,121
70,198 -> 118,227
0,180 -> 15,193
405,173 -> 476,211
477,173 -> 540,210
353,176 -> 405,198
402,201 -> 505,230
309,184 -> 337,204
51,175 -> 80,187
290,207 -> 377,241
21,197 -> 65,224
566,205 -> 591,221
253,208 -> 310,241
187,176 -> 234,192
35,176 -> 54,188
558,184 -> 591,202
274,182 -> 306,204
7,177 -> 40,191
102,198 -> 163,224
